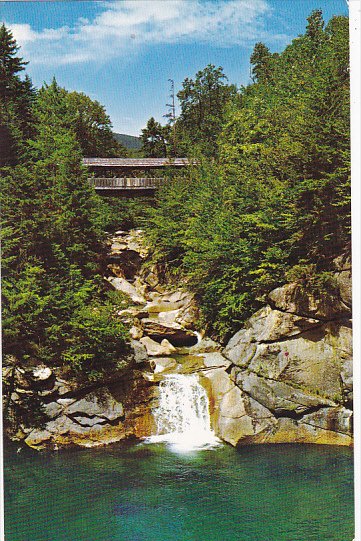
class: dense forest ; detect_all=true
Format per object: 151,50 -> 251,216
142,10 -> 350,338
0,24 -> 131,387
1,6 -> 350,390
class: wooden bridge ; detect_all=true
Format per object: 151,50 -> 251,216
88,177 -> 162,194
83,157 -> 194,195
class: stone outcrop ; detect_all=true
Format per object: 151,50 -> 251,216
106,276 -> 146,305
140,319 -> 197,347
202,258 -> 352,447
2,348 -> 159,450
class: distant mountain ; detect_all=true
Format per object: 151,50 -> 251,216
113,133 -> 142,150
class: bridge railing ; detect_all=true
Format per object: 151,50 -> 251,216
88,177 -> 163,189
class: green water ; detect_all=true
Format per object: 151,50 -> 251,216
4,442 -> 354,541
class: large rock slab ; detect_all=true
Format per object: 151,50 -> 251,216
223,300 -> 351,402
65,390 -> 124,421
223,328 -> 257,367
268,281 -> 350,319
202,352 -> 231,369
216,386 -> 276,446
107,277 -> 146,305
23,373 -> 159,450
201,366 -> 276,446
234,370 -> 335,416
141,319 -> 197,347
301,406 -> 352,436
258,416 -> 353,446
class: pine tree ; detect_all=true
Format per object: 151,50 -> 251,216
140,117 -> 170,157
0,24 -> 35,165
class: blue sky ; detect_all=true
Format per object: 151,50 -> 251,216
1,0 -> 349,136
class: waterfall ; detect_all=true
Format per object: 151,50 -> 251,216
146,374 -> 220,452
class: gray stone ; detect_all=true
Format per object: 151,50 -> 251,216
146,301 -> 181,313
140,336 -> 177,356
107,277 -> 146,305
201,368 -> 234,404
301,407 -> 353,436
247,306 -> 320,342
157,309 -> 182,326
65,390 -> 124,421
141,319 -> 197,347
235,371 -> 335,416
43,402 -> 63,419
202,352 -> 231,369
340,358 -> 353,402
130,339 -> 148,364
181,337 -> 221,355
25,429 -> 53,448
129,324 -> 143,340
247,343 -> 289,379
216,386 -> 275,446
57,398 -> 77,406
268,281 -> 349,319
149,357 -> 178,374
223,328 -> 256,367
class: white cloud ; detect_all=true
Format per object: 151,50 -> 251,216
6,0 -> 287,66
9,23 -> 37,44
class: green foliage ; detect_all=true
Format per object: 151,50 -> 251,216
285,264 -> 337,296
140,117 -> 170,157
0,24 -> 36,165
145,12 -> 350,340
175,64 -> 237,157
113,132 -> 142,150
1,144 -> 130,371
250,43 -> 278,83
61,298 -> 129,380
1,28 -> 130,381
99,196 -> 155,232
34,78 -> 127,158
145,161 -> 287,339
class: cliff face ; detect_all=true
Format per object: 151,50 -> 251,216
202,256 -> 352,446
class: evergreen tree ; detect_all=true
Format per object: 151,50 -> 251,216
140,117 -> 170,157
1,127 -> 128,374
0,24 -> 35,165
1,32 -> 129,381
0,24 -> 27,96
250,42 -> 276,83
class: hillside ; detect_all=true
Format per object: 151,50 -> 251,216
113,132 -> 142,150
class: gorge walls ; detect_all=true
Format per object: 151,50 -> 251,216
2,231 -> 352,450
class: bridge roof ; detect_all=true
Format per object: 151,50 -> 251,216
83,157 -> 194,168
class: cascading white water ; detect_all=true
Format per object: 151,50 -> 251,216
146,373 -> 220,452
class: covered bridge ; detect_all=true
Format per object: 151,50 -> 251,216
83,157 -> 194,195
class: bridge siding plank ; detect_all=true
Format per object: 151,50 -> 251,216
89,177 -> 162,189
